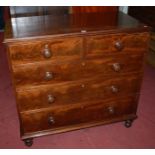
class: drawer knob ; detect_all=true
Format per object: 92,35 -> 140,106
112,63 -> 121,72
43,45 -> 52,58
111,85 -> 119,93
108,107 -> 114,114
48,116 -> 55,125
115,41 -> 123,51
81,62 -> 86,66
81,84 -> 85,88
45,72 -> 53,80
47,94 -> 55,103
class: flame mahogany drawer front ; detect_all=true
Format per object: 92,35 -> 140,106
17,74 -> 142,112
21,96 -> 137,134
8,33 -> 149,66
13,54 -> 144,89
86,33 -> 149,56
8,37 -> 83,65
4,12 -> 150,146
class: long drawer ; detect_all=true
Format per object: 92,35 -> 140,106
20,96 -> 137,134
13,54 -> 144,89
17,74 -> 142,112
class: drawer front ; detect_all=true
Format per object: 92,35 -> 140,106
21,96 -> 137,133
86,32 -> 149,56
13,54 -> 144,88
17,74 -> 142,112
9,37 -> 83,65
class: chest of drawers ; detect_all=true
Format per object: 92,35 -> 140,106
4,12 -> 150,146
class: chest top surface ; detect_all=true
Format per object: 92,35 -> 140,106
4,11 -> 149,42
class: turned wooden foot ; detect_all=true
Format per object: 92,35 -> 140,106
23,138 -> 33,147
124,119 -> 133,128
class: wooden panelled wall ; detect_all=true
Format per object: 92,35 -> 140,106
71,6 -> 118,13
8,6 -> 118,18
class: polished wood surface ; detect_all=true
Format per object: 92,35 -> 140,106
4,12 -> 149,42
72,6 -> 118,13
13,54 -> 144,89
9,37 -> 83,65
8,32 -> 149,65
17,74 -> 142,112
87,32 -> 149,56
21,95 -> 137,134
4,12 -> 150,146
21,113 -> 137,140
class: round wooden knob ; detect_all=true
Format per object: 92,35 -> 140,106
48,116 -> 55,125
108,107 -> 114,114
115,41 -> 123,51
81,62 -> 86,66
81,84 -> 85,88
47,94 -> 55,103
112,63 -> 121,72
111,85 -> 119,93
43,45 -> 52,58
45,72 -> 53,80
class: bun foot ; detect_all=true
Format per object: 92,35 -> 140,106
23,138 -> 33,147
124,120 -> 133,128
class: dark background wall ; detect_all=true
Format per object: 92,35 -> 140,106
0,7 -> 4,30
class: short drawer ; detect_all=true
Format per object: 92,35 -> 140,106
20,96 -> 137,134
8,37 -> 83,65
86,32 -> 149,56
17,74 -> 142,112
13,54 -> 144,89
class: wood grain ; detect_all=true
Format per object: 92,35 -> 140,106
72,6 -> 118,13
21,113 -> 137,139
20,95 -> 137,134
86,32 -> 149,56
17,74 -> 142,112
4,12 -> 149,42
8,37 -> 83,65
12,54 -> 144,89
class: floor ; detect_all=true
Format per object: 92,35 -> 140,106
0,32 -> 155,148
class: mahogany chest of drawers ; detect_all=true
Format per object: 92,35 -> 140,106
4,12 -> 150,146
